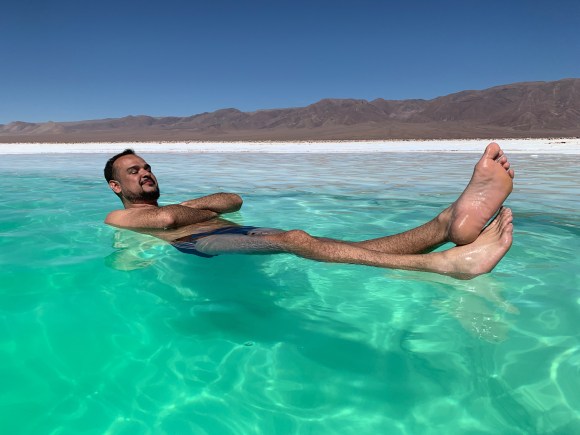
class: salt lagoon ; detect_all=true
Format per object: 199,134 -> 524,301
1,141 -> 579,433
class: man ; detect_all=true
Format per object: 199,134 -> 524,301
104,143 -> 514,279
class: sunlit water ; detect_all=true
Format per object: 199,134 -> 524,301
1,152 -> 579,434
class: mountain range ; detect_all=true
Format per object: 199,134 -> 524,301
2,78 -> 580,142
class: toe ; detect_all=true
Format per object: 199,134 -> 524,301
484,142 -> 501,159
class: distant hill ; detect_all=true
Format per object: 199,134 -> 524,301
2,78 -> 580,142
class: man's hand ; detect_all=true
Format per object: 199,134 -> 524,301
180,193 -> 243,214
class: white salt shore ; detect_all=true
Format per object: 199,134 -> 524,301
1,138 -> 580,154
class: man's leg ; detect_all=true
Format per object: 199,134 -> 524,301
190,143 -> 515,278
267,207 -> 514,280
193,208 -> 514,280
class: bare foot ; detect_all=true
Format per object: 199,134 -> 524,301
447,142 -> 515,245
439,207 -> 513,280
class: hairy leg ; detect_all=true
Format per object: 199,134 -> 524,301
347,209 -> 450,254
190,143 -> 515,272
195,209 -> 513,280
267,208 -> 513,280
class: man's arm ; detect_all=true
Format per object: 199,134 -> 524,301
105,204 -> 219,229
180,193 -> 243,214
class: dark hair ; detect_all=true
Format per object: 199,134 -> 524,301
104,149 -> 135,182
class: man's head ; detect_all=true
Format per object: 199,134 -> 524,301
104,149 -> 160,207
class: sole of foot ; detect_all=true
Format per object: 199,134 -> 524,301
448,142 -> 515,246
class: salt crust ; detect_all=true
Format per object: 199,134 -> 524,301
1,138 -> 579,154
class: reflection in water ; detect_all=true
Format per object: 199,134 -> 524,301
390,272 -> 518,342
434,277 -> 514,343
105,230 -> 166,271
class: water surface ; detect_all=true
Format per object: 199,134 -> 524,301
1,152 -> 579,434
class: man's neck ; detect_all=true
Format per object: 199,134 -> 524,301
122,200 -> 159,209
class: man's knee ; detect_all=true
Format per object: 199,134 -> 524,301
279,229 -> 314,245
262,230 -> 316,254
284,229 -> 311,240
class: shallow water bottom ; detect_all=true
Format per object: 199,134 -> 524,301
1,152 -> 579,434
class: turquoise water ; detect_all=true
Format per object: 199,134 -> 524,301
1,152 -> 579,434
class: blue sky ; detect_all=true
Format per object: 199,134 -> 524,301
1,0 -> 579,124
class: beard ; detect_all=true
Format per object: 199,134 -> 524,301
121,186 -> 160,203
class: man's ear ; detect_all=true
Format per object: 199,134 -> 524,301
109,180 -> 122,194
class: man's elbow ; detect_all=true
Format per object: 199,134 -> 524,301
229,194 -> 243,211
158,210 -> 177,229
218,192 -> 243,212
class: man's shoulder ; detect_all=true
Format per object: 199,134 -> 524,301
104,209 -> 129,226
105,208 -> 149,225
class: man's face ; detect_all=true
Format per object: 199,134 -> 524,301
109,154 -> 160,204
